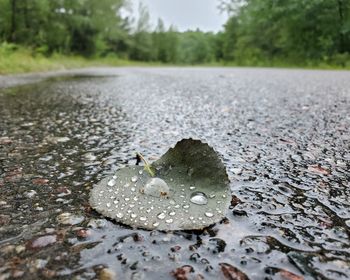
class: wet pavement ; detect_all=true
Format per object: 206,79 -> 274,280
0,67 -> 349,280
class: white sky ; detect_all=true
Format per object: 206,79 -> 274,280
128,0 -> 228,32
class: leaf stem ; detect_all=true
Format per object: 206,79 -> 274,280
136,152 -> 155,177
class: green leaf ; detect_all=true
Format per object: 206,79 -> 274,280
89,139 -> 231,230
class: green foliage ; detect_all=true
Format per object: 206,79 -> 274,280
0,0 -> 127,56
222,0 -> 350,66
0,43 -> 159,75
0,0 -> 349,69
151,21 -> 179,63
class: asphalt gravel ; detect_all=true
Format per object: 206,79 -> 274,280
0,67 -> 349,280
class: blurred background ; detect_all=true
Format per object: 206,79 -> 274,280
0,0 -> 349,73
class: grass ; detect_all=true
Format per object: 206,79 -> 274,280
0,43 -> 160,75
0,43 -> 349,75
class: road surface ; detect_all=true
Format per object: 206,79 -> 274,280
0,67 -> 349,279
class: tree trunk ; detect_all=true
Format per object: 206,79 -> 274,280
10,0 -> 17,42
337,0 -> 345,53
24,0 -> 29,29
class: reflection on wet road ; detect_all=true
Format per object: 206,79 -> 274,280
0,68 -> 349,279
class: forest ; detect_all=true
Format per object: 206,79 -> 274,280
0,0 -> 349,69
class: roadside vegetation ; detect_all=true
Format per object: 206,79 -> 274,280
0,0 -> 349,74
0,43 -> 159,74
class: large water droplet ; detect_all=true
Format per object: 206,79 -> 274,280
205,212 -> 214,217
190,192 -> 208,205
153,222 -> 159,227
144,178 -> 170,198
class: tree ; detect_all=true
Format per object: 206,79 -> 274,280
178,30 -> 215,64
152,20 -> 178,63
129,2 -> 152,61
220,0 -> 350,65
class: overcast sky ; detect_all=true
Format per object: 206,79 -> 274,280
129,0 -> 228,32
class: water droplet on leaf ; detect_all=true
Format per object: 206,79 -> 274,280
116,213 -> 124,218
144,178 -> 170,198
157,213 -> 166,220
131,176 -> 138,183
190,192 -> 208,205
107,179 -> 116,187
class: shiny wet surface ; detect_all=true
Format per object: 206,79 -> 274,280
0,68 -> 349,279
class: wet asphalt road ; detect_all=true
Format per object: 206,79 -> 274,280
0,67 -> 350,280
